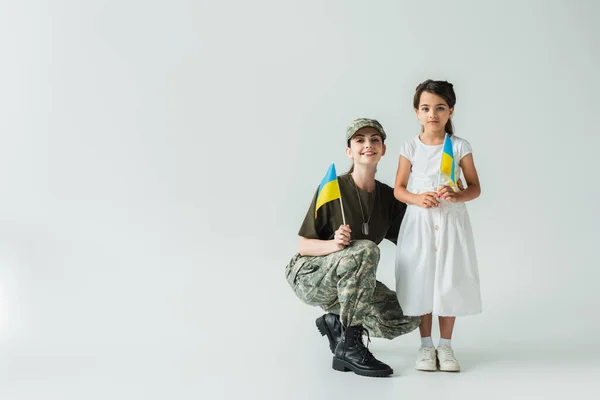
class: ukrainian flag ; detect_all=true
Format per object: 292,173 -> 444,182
440,134 -> 456,185
315,163 -> 342,218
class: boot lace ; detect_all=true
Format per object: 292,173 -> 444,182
352,327 -> 375,362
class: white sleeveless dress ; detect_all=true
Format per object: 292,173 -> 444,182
395,135 -> 482,317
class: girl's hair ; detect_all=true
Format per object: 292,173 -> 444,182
346,135 -> 385,174
413,79 -> 456,136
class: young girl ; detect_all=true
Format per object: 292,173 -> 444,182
394,80 -> 482,372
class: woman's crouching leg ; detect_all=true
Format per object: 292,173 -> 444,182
362,281 -> 421,339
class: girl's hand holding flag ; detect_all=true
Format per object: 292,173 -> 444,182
438,185 -> 462,203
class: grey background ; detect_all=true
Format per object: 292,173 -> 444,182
0,0 -> 598,399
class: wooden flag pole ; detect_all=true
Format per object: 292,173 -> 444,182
436,133 -> 446,192
339,196 -> 347,226
336,161 -> 347,226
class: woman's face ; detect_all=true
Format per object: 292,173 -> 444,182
415,91 -> 453,133
346,128 -> 386,166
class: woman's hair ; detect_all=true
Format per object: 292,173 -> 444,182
413,79 -> 456,136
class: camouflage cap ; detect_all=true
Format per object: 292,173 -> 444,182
346,118 -> 387,142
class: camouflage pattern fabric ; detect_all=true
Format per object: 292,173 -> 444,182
285,240 -> 420,339
346,118 -> 387,141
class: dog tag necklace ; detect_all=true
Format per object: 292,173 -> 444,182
353,179 -> 376,235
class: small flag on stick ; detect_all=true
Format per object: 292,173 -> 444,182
440,134 -> 457,186
315,163 -> 346,225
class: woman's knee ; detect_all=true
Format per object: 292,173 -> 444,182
336,240 -> 380,277
347,240 -> 380,260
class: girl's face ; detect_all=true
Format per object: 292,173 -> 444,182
415,91 -> 453,133
345,128 -> 386,166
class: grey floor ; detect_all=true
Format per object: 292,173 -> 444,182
2,268 -> 598,400
1,319 -> 598,400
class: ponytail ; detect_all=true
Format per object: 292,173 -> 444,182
445,119 -> 454,136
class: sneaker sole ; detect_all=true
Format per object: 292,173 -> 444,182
439,366 -> 460,372
315,316 -> 336,354
332,357 -> 393,377
415,364 -> 437,371
438,357 -> 460,372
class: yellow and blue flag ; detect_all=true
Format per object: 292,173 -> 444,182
440,134 -> 456,186
315,163 -> 341,218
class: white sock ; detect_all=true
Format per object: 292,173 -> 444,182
439,338 -> 452,347
420,336 -> 434,348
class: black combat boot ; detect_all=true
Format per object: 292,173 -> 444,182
332,325 -> 393,377
315,313 -> 342,354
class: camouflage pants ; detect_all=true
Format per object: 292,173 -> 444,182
285,240 -> 420,339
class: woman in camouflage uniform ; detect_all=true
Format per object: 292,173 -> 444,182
285,118 -> 421,377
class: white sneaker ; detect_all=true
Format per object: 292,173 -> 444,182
436,344 -> 460,372
415,346 -> 437,371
